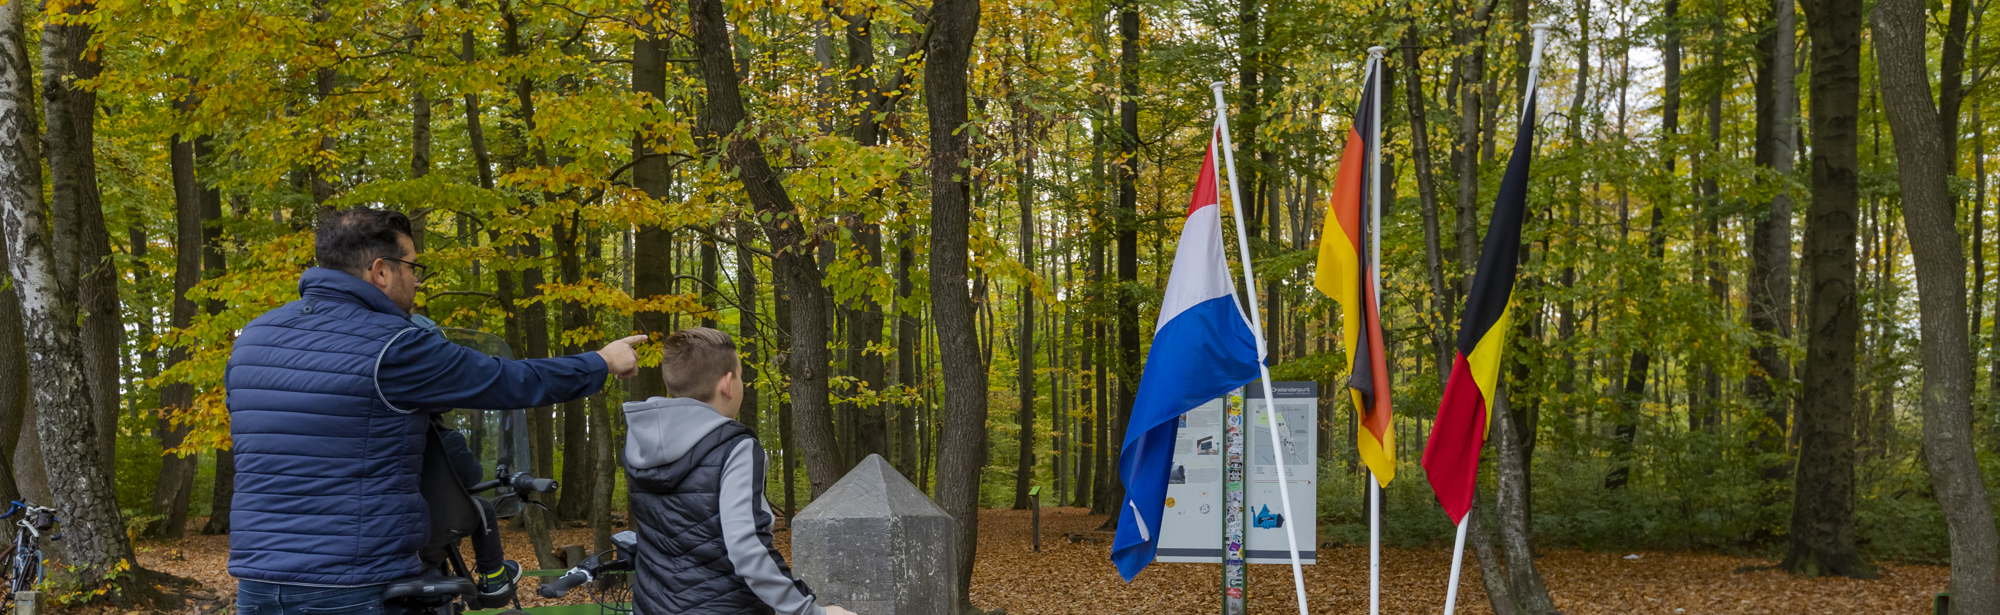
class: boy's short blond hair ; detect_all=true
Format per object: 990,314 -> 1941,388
659,327 -> 739,401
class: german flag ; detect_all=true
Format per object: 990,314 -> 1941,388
1313,61 -> 1393,488
1421,88 -> 1539,525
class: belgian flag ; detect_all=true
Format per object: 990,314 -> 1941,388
1421,86 -> 1539,525
1313,59 -> 1393,487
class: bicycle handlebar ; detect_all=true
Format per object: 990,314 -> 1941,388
535,566 -> 594,599
515,476 -> 557,494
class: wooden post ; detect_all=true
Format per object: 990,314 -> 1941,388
1028,486 -> 1041,552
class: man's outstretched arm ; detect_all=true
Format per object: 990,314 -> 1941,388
375,331 -> 645,412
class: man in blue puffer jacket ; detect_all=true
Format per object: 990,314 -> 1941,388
226,208 -> 646,614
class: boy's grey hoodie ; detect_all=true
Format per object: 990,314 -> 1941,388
624,396 -> 821,615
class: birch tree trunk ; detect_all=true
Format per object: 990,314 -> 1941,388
42,0 -> 118,478
0,0 -> 139,590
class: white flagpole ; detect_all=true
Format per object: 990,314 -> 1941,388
1210,82 -> 1310,615
1362,44 -> 1386,615
1440,21 -> 1551,615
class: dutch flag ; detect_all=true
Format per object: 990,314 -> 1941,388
1110,131 -> 1263,581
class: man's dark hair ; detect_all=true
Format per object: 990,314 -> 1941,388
660,327 -> 739,402
316,208 -> 413,274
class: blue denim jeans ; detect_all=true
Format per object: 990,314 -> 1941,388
235,579 -> 419,615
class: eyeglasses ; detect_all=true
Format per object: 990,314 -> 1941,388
380,257 -> 429,280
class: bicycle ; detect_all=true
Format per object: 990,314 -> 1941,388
536,530 -> 639,614
382,459 -> 558,615
0,500 -> 58,610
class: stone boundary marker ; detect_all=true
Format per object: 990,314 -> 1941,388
792,454 -> 960,615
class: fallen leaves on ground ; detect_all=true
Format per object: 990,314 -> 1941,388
966,508 -> 1948,615
98,510 -> 1946,615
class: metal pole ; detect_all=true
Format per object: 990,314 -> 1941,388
1441,21 -> 1550,615
1211,82 -> 1310,615
1362,47 -> 1386,615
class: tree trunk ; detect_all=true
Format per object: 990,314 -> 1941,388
0,0 -> 138,587
1452,0 -> 1497,297
630,29 -> 673,401
1609,0 -> 1677,490
843,8 -> 892,464
687,0 -> 845,497
0,181 -> 26,507
1073,241 -> 1097,509
896,226 -> 922,477
1872,0 -> 2000,602
590,394 -> 615,553
738,221 -> 762,438
499,8 -> 559,568
775,256 -> 797,515
1492,382 -> 1558,614
1013,120 -> 1038,511
201,449 -> 234,534
1749,0 -> 1797,477
1238,0 -> 1260,237
150,127 -> 202,539
1469,500 -> 1519,615
42,0 -> 117,479
1106,0 -> 1141,530
1403,29 -> 1451,372
1783,0 -> 1868,578
557,215 -> 593,522
924,0 -> 986,605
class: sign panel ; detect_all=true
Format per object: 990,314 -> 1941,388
1244,381 -> 1318,564
1154,397 -> 1226,562
1153,382 -> 1319,565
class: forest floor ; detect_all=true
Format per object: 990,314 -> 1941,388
82,508 -> 1946,615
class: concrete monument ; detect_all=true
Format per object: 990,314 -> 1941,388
791,454 -> 959,615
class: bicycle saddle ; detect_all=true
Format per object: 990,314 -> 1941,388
382,570 -> 476,602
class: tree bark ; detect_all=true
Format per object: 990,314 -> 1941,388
42,0 -> 117,479
630,28 -> 673,401
1013,115 -> 1038,511
0,180 -> 25,507
498,8 -> 559,568
150,126 -> 202,539
556,214 -> 593,521
843,8 -> 893,464
0,0 -> 137,587
1452,0 -> 1498,296
1492,382 -> 1558,614
1748,0 -> 1796,476
738,220 -> 761,439
201,449 -> 233,534
1107,0 -> 1141,530
687,0 -> 845,496
1783,0 -> 1868,578
1404,29 -> 1452,372
1871,0 -> 2000,602
925,0 -> 986,605
1609,0 -> 1677,490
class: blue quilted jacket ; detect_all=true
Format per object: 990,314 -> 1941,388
226,267 -> 607,586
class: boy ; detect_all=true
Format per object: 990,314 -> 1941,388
623,328 -> 855,615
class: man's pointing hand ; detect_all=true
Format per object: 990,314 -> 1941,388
597,334 -> 651,379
